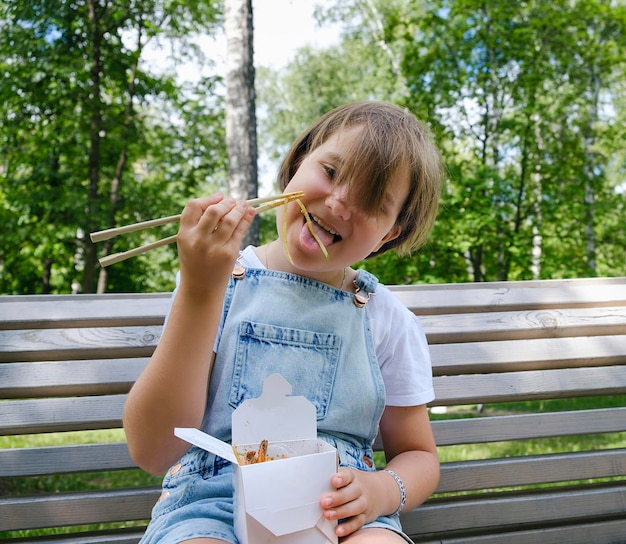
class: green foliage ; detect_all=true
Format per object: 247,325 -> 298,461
258,0 -> 626,284
0,0 -> 224,294
2,0 -> 625,291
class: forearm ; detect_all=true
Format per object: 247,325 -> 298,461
380,449 -> 440,515
123,287 -> 224,474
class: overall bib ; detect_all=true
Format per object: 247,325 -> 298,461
140,264 -> 412,543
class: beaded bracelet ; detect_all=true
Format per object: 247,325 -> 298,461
383,469 -> 406,516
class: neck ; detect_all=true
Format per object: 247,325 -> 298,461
263,241 -> 347,290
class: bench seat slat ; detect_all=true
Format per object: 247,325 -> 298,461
0,358 -> 149,398
436,449 -> 626,493
0,487 -> 159,532
408,519 -> 626,544
401,483 -> 626,536
432,365 -> 626,405
431,407 -> 626,445
0,442 -> 135,478
7,530 -> 149,544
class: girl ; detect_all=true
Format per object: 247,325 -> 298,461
124,101 -> 443,544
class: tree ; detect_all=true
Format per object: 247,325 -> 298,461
225,0 -> 259,247
400,0 -> 626,280
0,0 -> 224,294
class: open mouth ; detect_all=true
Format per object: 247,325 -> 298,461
310,214 -> 342,243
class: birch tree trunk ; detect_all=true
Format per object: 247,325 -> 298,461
225,0 -> 259,247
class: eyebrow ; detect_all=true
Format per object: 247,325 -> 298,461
321,151 -> 344,166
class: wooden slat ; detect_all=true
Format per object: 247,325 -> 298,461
389,276 -> 626,314
431,407 -> 626,445
430,335 -> 626,374
8,530 -> 147,544
0,358 -> 148,398
432,365 -> 626,405
0,326 -> 161,362
420,306 -> 626,344
0,394 -> 126,435
0,442 -> 135,478
409,519 -> 626,544
0,293 -> 170,329
436,449 -> 626,493
401,483 -> 626,536
0,487 -> 159,532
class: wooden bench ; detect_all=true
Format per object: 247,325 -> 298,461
1,277 -> 625,543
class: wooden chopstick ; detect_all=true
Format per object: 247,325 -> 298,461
98,235 -> 178,268
92,191 -> 304,267
90,192 -> 304,243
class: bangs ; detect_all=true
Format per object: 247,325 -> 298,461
310,121 -> 405,217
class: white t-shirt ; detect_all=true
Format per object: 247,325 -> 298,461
239,246 -> 435,407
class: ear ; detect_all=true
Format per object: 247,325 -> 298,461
373,224 -> 402,252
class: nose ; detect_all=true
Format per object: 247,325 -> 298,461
326,185 -> 353,221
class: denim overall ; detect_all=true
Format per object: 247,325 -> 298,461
140,264 -> 411,543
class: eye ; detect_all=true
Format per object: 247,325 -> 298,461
322,164 -> 336,180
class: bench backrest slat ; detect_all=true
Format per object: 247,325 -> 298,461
2,488 -> 160,532
0,442 -> 133,477
430,334 -> 626,374
420,306 -> 626,344
433,365 -> 626,405
0,326 -> 161,362
437,449 -> 626,493
0,395 -> 126,435
431,407 -> 626,445
0,293 -> 170,329
401,484 -> 626,536
390,277 -> 626,314
0,358 -> 148,398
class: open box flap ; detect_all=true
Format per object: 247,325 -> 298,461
174,427 -> 239,464
232,373 -> 317,445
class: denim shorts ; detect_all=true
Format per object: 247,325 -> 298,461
140,446 -> 413,544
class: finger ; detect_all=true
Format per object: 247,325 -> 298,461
208,200 -> 253,240
199,197 -> 238,234
231,202 -> 256,239
335,514 -> 367,538
179,194 -> 225,227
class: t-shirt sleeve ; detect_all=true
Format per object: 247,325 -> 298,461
371,286 -> 435,407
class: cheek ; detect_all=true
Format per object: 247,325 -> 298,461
275,202 -> 303,238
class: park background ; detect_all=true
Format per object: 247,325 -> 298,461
1,0 -> 625,295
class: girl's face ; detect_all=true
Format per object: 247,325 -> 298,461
276,126 -> 409,274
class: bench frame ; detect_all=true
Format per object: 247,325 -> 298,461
1,277 -> 626,543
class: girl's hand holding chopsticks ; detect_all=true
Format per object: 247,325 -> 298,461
90,191 -> 304,267
176,194 -> 255,294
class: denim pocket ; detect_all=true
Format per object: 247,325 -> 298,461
229,320 -> 341,419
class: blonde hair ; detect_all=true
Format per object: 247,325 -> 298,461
276,101 -> 443,257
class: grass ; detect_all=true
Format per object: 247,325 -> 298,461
2,396 -> 625,539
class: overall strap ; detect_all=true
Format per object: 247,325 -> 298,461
352,269 -> 378,308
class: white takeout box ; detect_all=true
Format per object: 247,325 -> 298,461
175,373 -> 338,544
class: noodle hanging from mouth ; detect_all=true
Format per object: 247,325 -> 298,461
295,199 -> 330,259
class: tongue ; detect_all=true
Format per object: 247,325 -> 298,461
300,220 -> 335,253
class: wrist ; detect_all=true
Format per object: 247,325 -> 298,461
383,469 -> 406,517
